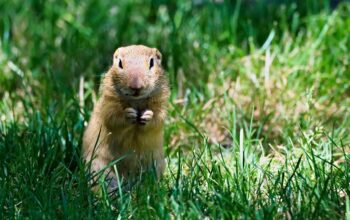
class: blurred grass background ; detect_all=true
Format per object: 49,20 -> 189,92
0,0 -> 349,219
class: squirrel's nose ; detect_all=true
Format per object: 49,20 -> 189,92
128,84 -> 144,92
128,73 -> 143,95
128,76 -> 144,92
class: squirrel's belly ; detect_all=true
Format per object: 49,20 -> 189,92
107,125 -> 164,176
108,124 -> 163,155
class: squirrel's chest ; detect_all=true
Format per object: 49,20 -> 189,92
125,98 -> 149,111
107,124 -> 162,153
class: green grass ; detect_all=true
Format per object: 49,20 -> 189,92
0,0 -> 349,219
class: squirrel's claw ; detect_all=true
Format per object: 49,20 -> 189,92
125,108 -> 153,125
124,107 -> 138,123
139,110 -> 154,125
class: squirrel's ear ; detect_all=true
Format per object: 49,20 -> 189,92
154,48 -> 162,63
113,48 -> 120,58
113,48 -> 119,65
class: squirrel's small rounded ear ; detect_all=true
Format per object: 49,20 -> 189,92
113,48 -> 119,59
113,48 -> 119,65
154,48 -> 162,62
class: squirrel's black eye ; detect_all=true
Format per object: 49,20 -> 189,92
149,58 -> 154,69
118,59 -> 123,69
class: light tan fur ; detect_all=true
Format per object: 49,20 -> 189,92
82,45 -> 169,191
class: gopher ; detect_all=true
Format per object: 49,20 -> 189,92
83,45 -> 169,192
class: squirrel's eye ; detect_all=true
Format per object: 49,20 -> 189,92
118,59 -> 123,69
149,58 -> 154,69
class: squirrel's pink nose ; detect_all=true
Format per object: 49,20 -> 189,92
128,75 -> 144,94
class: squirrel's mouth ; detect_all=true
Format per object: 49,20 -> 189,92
116,86 -> 151,100
126,90 -> 149,100
132,90 -> 141,97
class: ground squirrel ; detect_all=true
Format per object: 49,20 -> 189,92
83,45 -> 170,192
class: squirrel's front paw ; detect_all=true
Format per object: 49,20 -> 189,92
124,107 -> 138,123
139,110 -> 153,125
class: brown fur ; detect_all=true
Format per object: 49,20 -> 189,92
82,45 -> 169,191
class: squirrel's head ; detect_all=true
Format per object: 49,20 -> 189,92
108,45 -> 165,100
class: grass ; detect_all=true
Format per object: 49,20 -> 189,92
0,0 -> 350,219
